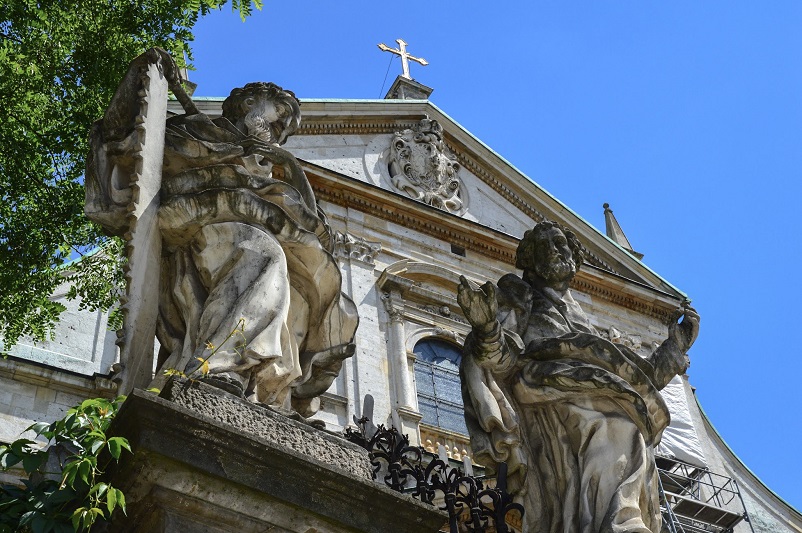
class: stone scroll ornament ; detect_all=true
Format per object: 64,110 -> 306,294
388,117 -> 464,213
457,221 -> 700,533
85,48 -> 358,419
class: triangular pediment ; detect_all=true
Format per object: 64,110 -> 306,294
290,99 -> 684,298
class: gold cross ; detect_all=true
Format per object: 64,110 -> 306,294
377,39 -> 428,80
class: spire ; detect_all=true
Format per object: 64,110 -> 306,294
603,203 -> 643,260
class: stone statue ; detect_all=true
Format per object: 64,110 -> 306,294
85,49 -> 358,417
457,221 -> 699,533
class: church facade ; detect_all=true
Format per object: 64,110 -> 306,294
1,75 -> 800,533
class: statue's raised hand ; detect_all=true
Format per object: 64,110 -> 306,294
244,140 -> 293,165
457,275 -> 498,334
669,305 -> 700,353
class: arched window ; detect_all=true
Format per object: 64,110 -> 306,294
413,338 -> 467,435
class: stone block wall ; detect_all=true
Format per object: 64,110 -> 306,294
0,357 -> 116,445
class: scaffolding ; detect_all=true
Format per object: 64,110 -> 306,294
657,456 -> 753,533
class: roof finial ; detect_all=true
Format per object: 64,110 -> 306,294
603,203 -> 643,260
377,39 -> 428,80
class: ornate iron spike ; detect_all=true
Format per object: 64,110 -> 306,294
342,407 -> 524,532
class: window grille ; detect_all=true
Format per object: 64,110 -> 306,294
413,338 -> 467,435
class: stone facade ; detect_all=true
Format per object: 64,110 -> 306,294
1,84 -> 800,532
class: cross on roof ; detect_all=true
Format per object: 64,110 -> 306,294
377,39 -> 428,80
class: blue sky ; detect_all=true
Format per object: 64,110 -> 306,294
188,2 -> 802,510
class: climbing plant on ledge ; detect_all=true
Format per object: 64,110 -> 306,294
0,396 -> 130,532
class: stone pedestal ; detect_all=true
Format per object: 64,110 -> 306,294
101,380 -> 446,533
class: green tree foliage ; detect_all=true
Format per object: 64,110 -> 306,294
0,396 -> 131,532
0,0 -> 262,348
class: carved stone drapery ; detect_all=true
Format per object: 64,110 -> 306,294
388,118 -> 464,213
457,221 -> 699,532
85,49 -> 358,418
333,231 -> 382,265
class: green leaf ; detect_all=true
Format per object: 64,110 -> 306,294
30,513 -> 48,533
0,451 -> 21,469
19,511 -> 36,526
27,422 -> 50,436
61,461 -> 78,489
105,485 -> 117,514
107,438 -> 122,460
89,439 -> 105,455
21,451 -> 46,474
9,439 -> 35,456
115,488 -> 126,515
89,482 -> 108,498
87,430 -> 107,441
77,459 -> 92,485
71,508 -> 86,531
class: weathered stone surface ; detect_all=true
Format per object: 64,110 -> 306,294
457,220 -> 700,533
102,385 -> 447,533
333,231 -> 381,265
388,117 -> 464,213
85,49 -> 358,416
161,377 -> 372,479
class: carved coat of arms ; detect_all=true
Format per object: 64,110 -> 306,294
388,118 -> 464,213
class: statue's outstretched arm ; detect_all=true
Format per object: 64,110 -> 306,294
648,305 -> 700,388
458,276 -> 519,371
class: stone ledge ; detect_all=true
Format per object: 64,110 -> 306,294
160,378 -> 371,480
0,356 -> 117,397
102,382 -> 446,533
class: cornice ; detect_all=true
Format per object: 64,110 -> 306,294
306,163 -> 681,322
446,145 -> 615,273
310,170 -> 516,265
297,118 -> 419,136
569,277 -> 676,322
0,356 -> 117,397
297,116 -> 614,273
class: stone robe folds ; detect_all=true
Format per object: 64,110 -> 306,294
462,274 -> 685,533
87,109 -> 358,417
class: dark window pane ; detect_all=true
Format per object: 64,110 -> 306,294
433,370 -> 461,402
414,339 -> 463,367
414,364 -> 435,396
413,338 -> 467,435
438,400 -> 468,434
418,397 -> 439,427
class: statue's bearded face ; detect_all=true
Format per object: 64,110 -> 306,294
242,95 -> 289,145
531,227 -> 577,284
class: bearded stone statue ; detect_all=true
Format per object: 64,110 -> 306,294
457,221 -> 699,533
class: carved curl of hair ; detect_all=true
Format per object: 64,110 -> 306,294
221,82 -> 301,144
515,220 -> 584,271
